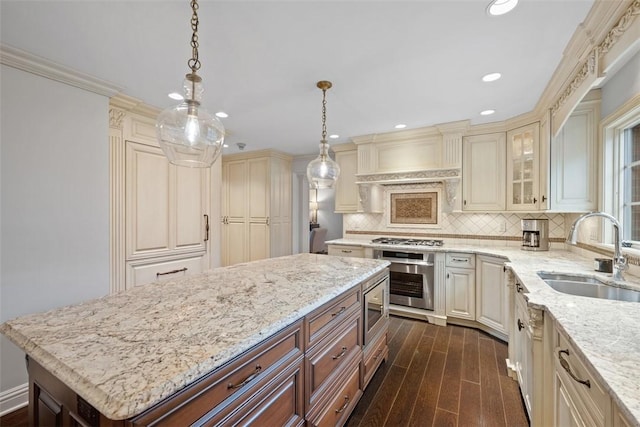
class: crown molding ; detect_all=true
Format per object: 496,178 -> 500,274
0,43 -> 122,97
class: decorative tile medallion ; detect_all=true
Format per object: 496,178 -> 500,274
390,190 -> 438,225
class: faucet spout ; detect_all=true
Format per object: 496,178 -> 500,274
566,212 -> 627,281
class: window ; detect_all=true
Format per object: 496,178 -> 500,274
602,97 -> 640,247
622,123 -> 640,241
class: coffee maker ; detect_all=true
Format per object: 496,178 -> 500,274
521,219 -> 549,251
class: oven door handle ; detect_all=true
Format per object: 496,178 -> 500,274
381,258 -> 434,267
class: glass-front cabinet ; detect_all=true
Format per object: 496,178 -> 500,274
507,123 -> 540,211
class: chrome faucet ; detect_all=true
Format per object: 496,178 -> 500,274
566,212 -> 628,281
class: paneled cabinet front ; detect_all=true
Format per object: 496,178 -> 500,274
125,141 -> 209,260
221,151 -> 292,266
462,133 -> 506,211
506,123 -> 541,211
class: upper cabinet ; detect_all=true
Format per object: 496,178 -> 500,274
462,132 -> 506,211
549,93 -> 599,212
507,123 -> 541,211
334,146 -> 359,213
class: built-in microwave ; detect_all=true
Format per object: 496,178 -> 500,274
363,274 -> 389,347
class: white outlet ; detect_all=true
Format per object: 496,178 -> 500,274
590,229 -> 597,241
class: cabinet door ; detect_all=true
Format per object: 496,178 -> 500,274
335,150 -> 359,213
224,160 -> 247,221
550,100 -> 598,211
174,166 -> 208,252
249,222 -> 269,262
476,256 -> 508,334
126,141 -> 171,258
445,267 -> 475,320
507,123 -> 540,211
555,371 -> 586,427
248,157 -> 270,220
222,220 -> 246,266
462,133 -> 506,211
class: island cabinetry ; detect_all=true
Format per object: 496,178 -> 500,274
304,307 -> 362,419
445,253 -> 476,320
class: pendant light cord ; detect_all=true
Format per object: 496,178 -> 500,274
188,0 -> 201,73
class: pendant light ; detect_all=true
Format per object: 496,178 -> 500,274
156,0 -> 225,168
307,81 -> 340,189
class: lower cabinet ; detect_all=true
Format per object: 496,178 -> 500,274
327,244 -> 365,258
125,254 -> 207,287
445,253 -> 476,321
476,255 -> 509,337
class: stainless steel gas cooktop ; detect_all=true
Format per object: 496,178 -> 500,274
371,237 -> 444,247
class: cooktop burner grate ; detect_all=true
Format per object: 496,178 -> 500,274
371,237 -> 444,247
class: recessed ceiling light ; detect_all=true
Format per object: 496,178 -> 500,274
482,72 -> 502,82
223,144 -> 229,148
215,111 -> 228,118
329,134 -> 339,139
480,109 -> 496,116
168,92 -> 184,100
487,0 -> 518,16
395,124 -> 407,129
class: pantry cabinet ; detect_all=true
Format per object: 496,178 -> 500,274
462,133 -> 506,211
111,108 -> 213,290
221,150 -> 292,266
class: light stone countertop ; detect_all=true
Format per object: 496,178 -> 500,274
0,253 -> 390,420
327,238 -> 640,426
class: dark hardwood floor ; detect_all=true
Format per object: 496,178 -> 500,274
347,315 -> 530,427
0,316 -> 528,427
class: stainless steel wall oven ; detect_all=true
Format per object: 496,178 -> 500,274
373,249 -> 434,311
363,273 -> 389,347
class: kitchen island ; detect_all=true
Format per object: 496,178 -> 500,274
0,253 -> 390,426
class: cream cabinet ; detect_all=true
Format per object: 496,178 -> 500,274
221,150 -> 292,266
476,255 -> 509,337
445,253 -> 476,320
550,95 -> 599,212
327,244 -> 365,258
117,112 -> 212,290
507,123 -> 540,211
334,147 -> 359,213
462,133 -> 506,211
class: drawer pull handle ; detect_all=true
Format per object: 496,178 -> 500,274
332,346 -> 348,360
156,267 -> 188,277
335,395 -> 350,414
516,283 -> 523,293
558,349 -> 591,389
373,348 -> 384,360
331,307 -> 346,318
341,250 -> 352,253
451,258 -> 468,262
517,319 -> 524,331
227,365 -> 262,390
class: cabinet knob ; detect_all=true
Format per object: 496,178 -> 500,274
517,319 -> 524,331
541,195 -> 547,203
533,197 -> 537,204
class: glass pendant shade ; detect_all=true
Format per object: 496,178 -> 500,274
307,141 -> 340,189
157,75 -> 225,168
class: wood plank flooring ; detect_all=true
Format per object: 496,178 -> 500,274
347,316 -> 530,427
0,316 -> 528,427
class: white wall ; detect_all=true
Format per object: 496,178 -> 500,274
601,49 -> 640,119
0,65 -> 110,400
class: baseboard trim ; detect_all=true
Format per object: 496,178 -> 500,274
0,383 -> 28,417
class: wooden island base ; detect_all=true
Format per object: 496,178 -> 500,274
27,269 -> 389,427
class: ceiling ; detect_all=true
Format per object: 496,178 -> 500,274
0,0 -> 595,156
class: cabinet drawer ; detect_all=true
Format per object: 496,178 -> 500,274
328,245 -> 365,258
446,253 -> 476,268
306,287 -> 361,348
309,356 -> 362,427
132,321 -> 303,426
362,331 -> 388,389
306,310 -> 362,412
556,331 -> 609,426
126,255 -> 205,287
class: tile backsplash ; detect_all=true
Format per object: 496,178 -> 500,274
343,183 -> 567,241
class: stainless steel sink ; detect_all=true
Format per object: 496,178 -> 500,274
537,272 -> 640,303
